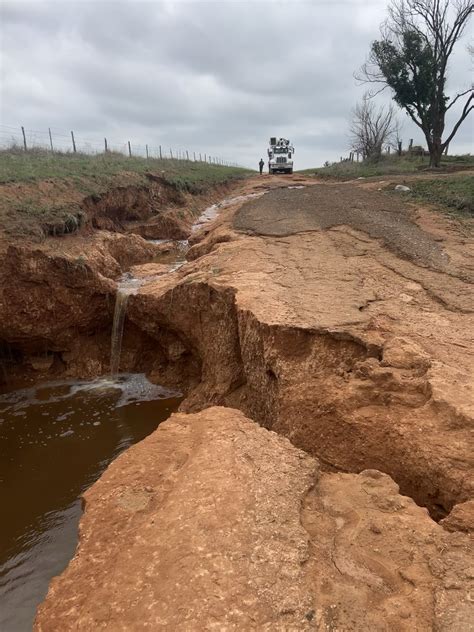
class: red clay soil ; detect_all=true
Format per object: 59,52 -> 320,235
2,173 -> 473,630
35,407 -> 474,631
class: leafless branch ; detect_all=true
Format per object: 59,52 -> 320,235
443,91 -> 474,147
446,88 -> 474,110
349,96 -> 400,160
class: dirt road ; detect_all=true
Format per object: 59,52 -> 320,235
234,182 -> 457,275
28,172 -> 474,631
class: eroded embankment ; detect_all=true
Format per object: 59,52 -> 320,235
127,272 -> 472,519
4,174 -> 471,629
0,178 -> 241,381
119,179 -> 473,520
34,407 -> 474,631
2,176 -> 472,522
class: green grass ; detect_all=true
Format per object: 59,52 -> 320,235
300,153 -> 474,180
406,176 -> 473,218
0,148 -> 253,239
0,147 -> 252,188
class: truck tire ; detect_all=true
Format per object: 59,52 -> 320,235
288,168 -> 293,174
269,169 -> 273,175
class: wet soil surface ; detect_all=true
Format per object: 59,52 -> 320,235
0,374 -> 181,631
233,183 -> 460,277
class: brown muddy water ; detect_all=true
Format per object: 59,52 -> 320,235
0,374 -> 182,631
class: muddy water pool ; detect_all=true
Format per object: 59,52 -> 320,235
0,374 -> 182,631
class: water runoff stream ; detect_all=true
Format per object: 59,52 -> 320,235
0,191 -> 264,631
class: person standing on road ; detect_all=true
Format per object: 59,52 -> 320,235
259,158 -> 264,175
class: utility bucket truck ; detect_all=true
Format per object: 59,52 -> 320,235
268,137 -> 294,174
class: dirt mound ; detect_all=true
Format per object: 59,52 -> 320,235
34,407 -> 473,631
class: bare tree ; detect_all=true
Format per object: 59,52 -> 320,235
357,0 -> 473,167
350,97 -> 400,160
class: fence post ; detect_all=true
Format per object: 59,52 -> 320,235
128,141 -> 132,157
71,131 -> 77,153
186,150 -> 189,161
48,128 -> 54,152
204,154 -> 207,162
104,138 -> 108,153
199,153 -> 202,161
21,126 -> 27,151
159,145 -> 162,159
170,148 -> 173,159
397,141 -> 402,156
146,144 -> 149,159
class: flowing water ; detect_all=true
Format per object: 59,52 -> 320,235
0,375 -> 182,631
110,291 -> 131,376
108,195 -> 265,376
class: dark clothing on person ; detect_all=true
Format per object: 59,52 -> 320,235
259,159 -> 265,174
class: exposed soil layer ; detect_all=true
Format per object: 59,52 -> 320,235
35,407 -> 474,631
3,173 -> 473,628
124,176 -> 473,519
0,180 -> 237,381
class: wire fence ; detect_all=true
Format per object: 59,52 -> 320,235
0,124 -> 243,167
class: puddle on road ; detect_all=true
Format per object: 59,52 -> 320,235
0,374 -> 182,631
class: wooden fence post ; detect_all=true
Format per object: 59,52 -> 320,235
159,145 -> 162,159
170,148 -> 173,159
397,141 -> 402,156
186,150 -> 189,161
21,126 -> 27,151
71,131 -> 77,153
104,138 -> 108,153
199,153 -> 202,161
193,151 -> 196,161
128,141 -> 132,157
146,144 -> 149,159
48,128 -> 54,152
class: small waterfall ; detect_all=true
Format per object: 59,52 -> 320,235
108,192 -> 270,375
110,290 -> 130,376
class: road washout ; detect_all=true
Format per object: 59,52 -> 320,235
3,172 -> 473,630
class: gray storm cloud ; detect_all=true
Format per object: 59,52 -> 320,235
0,0 -> 472,168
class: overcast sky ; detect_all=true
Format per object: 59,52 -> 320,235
1,0 -> 472,168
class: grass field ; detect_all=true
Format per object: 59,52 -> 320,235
0,148 -> 252,192
406,176 -> 473,218
299,154 -> 474,180
0,148 -> 253,239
